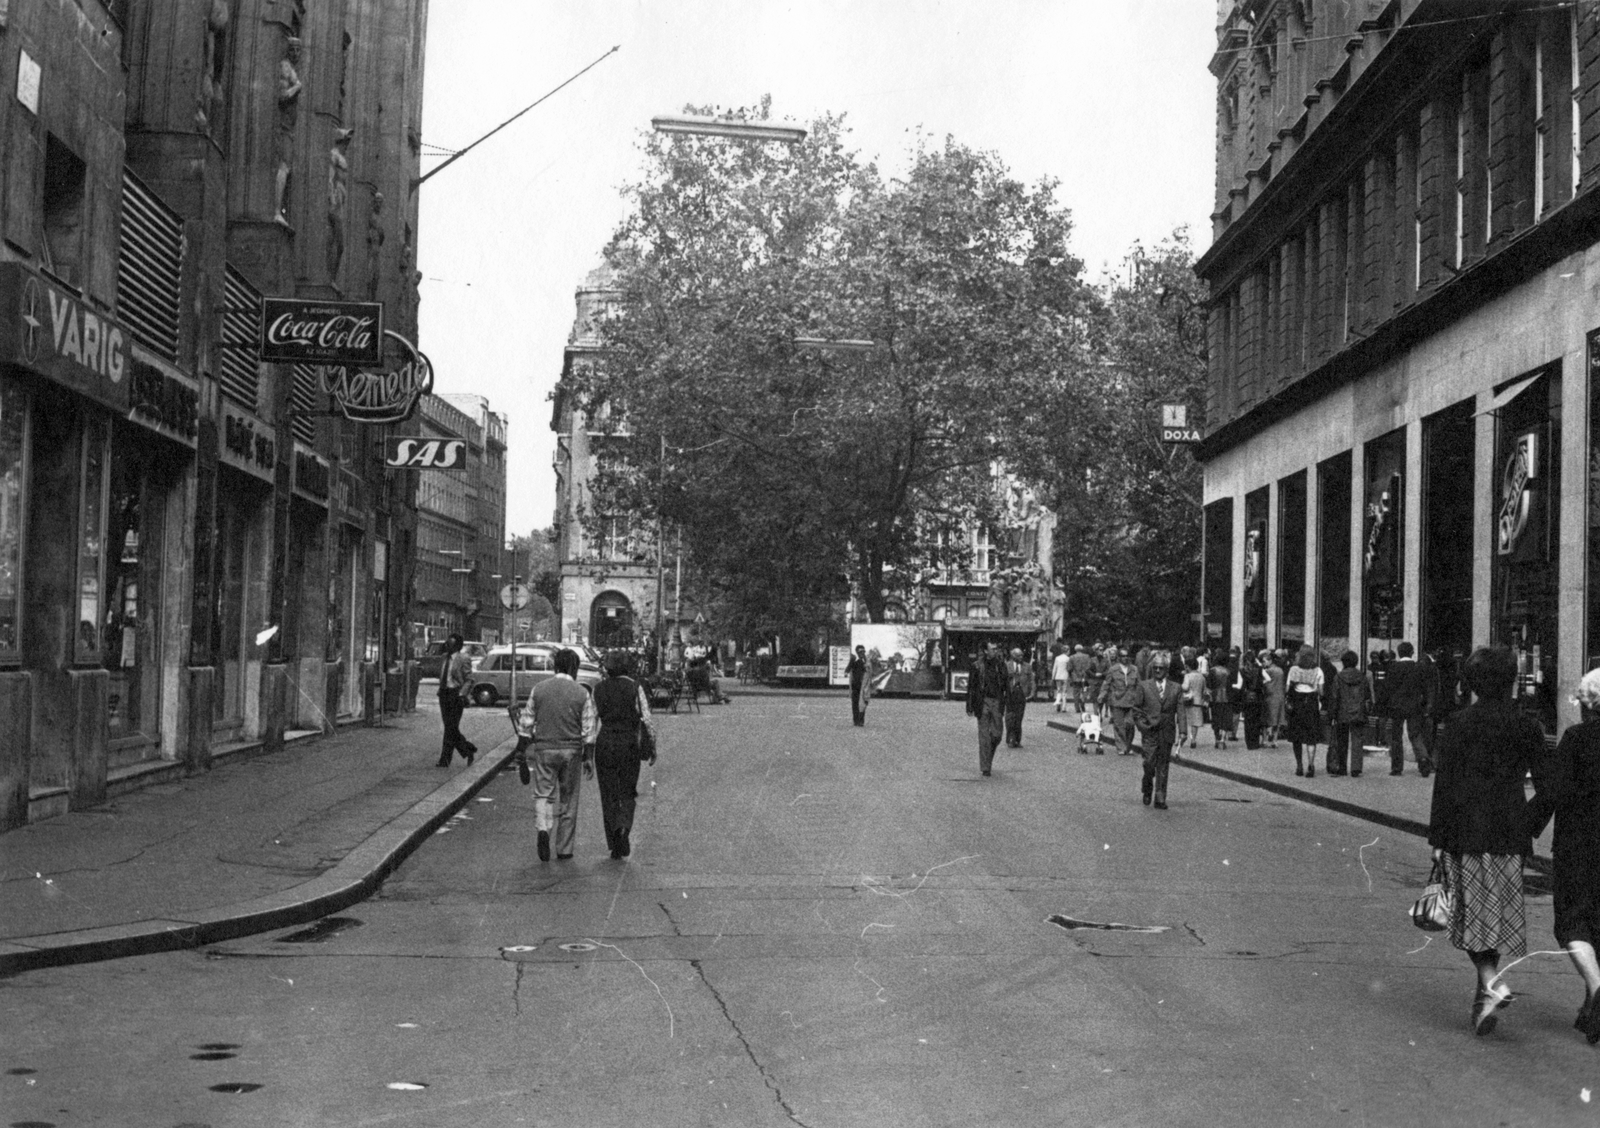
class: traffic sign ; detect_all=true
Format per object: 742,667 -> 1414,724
500,583 -> 532,610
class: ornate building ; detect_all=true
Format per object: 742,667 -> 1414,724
0,0 -> 431,832
1197,0 -> 1600,735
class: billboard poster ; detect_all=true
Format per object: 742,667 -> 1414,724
849,622 -> 943,693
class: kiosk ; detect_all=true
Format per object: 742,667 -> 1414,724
941,616 -> 1048,698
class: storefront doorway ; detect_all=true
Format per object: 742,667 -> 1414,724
1421,399 -> 1475,663
1277,470 -> 1307,652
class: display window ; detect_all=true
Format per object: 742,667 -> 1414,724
74,415 -> 109,664
0,379 -> 30,661
212,481 -> 261,727
103,428 -> 168,743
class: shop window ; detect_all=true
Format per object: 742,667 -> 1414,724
42,134 -> 86,289
0,381 -> 28,660
1243,487 -> 1269,650
1316,451 -> 1352,651
1421,399 -> 1475,661
75,416 -> 109,664
1277,470 -> 1307,651
1363,428 -> 1406,652
1495,367 -> 1560,736
1202,498 -> 1232,647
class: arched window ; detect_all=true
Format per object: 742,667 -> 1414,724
590,591 -> 634,649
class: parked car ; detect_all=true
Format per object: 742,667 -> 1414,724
466,643 -> 601,707
414,640 -> 487,680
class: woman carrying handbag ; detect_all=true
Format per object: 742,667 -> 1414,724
593,651 -> 657,860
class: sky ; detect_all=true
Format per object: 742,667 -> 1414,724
417,1 -> 1219,538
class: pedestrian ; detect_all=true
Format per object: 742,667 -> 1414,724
1327,649 -> 1371,776
1132,651 -> 1181,810
1369,649 -> 1393,756
1261,648 -> 1286,747
1237,649 -> 1265,750
1285,644 -> 1325,777
1527,667 -> 1600,1042
1084,646 -> 1108,720
966,642 -> 1008,776
1208,649 -> 1236,749
1385,641 -> 1435,777
591,651 -> 655,860
1427,645 -> 1545,1035
847,645 -> 871,727
1180,654 -> 1207,749
435,633 -> 477,768
1003,647 -> 1034,748
520,647 -> 596,862
1101,647 -> 1143,756
1067,644 -> 1092,715
1052,643 -> 1071,713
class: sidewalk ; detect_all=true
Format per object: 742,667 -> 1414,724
0,703 -> 517,975
1042,712 -> 1555,868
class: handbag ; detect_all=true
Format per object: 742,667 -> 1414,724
637,722 -> 657,763
1410,857 -> 1453,931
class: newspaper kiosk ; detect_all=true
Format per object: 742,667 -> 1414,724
941,616 -> 1048,698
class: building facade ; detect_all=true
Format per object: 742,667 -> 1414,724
1197,0 -> 1600,735
440,393 -> 508,643
0,0 -> 431,833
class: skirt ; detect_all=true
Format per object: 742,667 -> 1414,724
1264,695 -> 1286,728
1284,691 -> 1322,744
1210,702 -> 1236,729
1445,852 -> 1527,959
1183,704 -> 1205,730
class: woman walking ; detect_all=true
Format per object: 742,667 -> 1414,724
1208,649 -> 1236,749
1180,654 -> 1207,750
1428,645 -> 1545,1035
1261,649 -> 1286,748
1527,668 -> 1600,1042
1237,650 -> 1265,750
1285,644 -> 1325,777
592,651 -> 657,860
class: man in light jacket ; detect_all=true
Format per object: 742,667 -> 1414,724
1100,647 -> 1144,756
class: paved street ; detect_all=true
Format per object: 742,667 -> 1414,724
4,694 -> 1597,1127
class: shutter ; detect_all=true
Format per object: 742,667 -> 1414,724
290,363 -> 319,443
220,266 -> 261,411
116,171 -> 183,361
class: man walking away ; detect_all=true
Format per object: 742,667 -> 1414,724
1004,647 -> 1034,748
1132,651 -> 1181,809
1067,644 -> 1092,715
518,648 -> 595,861
436,634 -> 477,768
1101,648 -> 1142,756
966,642 -> 1008,776
1328,649 -> 1371,776
1052,644 -> 1071,712
1385,641 -> 1434,776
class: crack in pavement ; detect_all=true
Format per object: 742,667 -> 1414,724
513,961 -> 525,1017
1,820 -> 205,883
689,958 -> 811,1128
1184,923 -> 1206,946
658,901 -> 685,936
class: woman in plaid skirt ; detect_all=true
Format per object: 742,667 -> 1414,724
1427,645 -> 1546,1036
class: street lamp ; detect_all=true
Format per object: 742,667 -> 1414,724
651,114 -> 807,144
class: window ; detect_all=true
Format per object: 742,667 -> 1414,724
75,416 -> 109,664
42,135 -> 87,289
1573,9 -> 1583,195
0,380 -> 29,660
1535,28 -> 1546,219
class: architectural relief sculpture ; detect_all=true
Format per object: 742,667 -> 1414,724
196,0 -> 230,134
273,36 -> 303,227
327,128 -> 353,281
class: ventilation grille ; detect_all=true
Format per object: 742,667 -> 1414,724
116,171 -> 183,361
291,363 -> 319,443
220,266 -> 262,412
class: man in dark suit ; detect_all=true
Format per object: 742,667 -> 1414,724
965,642 -> 1008,776
1384,640 -> 1434,776
1131,651 -> 1181,809
846,645 -> 870,726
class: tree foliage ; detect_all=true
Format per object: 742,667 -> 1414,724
570,103 -> 1097,640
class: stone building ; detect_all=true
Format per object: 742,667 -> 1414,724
440,393 -> 509,643
0,0 -> 431,833
1197,0 -> 1600,734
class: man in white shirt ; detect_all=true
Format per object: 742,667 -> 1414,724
1051,645 -> 1071,712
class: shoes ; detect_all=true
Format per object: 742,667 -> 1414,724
1142,789 -> 1152,806
1329,769 -> 1346,776
1295,767 -> 1304,777
1419,768 -> 1432,778
1390,770 -> 1404,776
537,830 -> 550,862
1576,994 -> 1600,1044
556,853 -> 573,860
463,749 -> 475,766
518,759 -> 531,785
436,756 -> 451,768
1351,772 -> 1362,778
1096,747 -> 1104,755
1306,767 -> 1315,778
1153,801 -> 1168,810
619,829 -> 631,858
1078,748 -> 1088,755
1473,984 -> 1513,1036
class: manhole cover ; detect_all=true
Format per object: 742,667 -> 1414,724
1047,914 -> 1169,934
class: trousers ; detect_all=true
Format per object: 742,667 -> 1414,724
1329,721 -> 1365,774
1108,706 -> 1135,754
595,743 -> 642,849
976,698 -> 1004,773
438,692 -> 476,764
530,744 -> 584,857
1004,697 -> 1027,747
1141,732 -> 1173,805
1390,710 -> 1432,774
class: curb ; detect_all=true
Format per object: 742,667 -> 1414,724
0,736 -> 519,977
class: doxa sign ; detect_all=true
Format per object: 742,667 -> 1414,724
385,436 -> 467,470
259,297 -> 384,366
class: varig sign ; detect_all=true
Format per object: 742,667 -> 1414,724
385,436 -> 467,470
259,297 -> 384,366
0,261 -> 130,412
322,330 -> 433,424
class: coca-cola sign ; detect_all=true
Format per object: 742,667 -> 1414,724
258,297 -> 384,366
323,330 -> 433,424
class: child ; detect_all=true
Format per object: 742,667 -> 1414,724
1077,710 -> 1104,755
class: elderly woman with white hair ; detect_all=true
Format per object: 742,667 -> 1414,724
1527,666 -> 1600,1042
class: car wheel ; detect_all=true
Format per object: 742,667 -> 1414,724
471,685 -> 498,707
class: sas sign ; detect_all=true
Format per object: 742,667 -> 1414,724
385,436 -> 467,470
